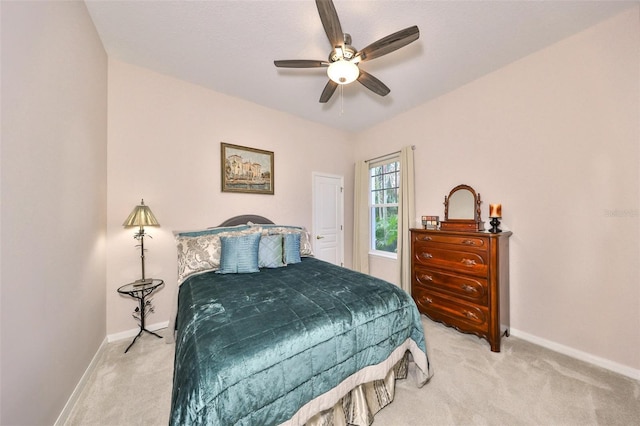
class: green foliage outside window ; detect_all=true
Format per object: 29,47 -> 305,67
375,208 -> 398,252
370,160 -> 400,254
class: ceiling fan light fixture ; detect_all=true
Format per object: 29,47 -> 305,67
327,60 -> 359,85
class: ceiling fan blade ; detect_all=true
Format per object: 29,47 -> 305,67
274,60 -> 329,68
319,80 -> 338,103
315,0 -> 344,48
357,70 -> 390,97
356,25 -> 420,62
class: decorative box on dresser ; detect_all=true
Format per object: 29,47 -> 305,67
410,228 -> 512,352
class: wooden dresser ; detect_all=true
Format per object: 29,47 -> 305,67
410,228 -> 512,352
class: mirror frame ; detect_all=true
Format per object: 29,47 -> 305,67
440,184 -> 485,231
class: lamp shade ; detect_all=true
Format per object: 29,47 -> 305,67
327,60 -> 359,85
123,199 -> 160,228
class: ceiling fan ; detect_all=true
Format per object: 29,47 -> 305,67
274,0 -> 420,103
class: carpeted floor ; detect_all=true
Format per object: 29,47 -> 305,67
64,318 -> 639,425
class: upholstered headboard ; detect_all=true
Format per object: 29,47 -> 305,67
217,215 -> 274,227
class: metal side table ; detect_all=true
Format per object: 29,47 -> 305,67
117,279 -> 164,353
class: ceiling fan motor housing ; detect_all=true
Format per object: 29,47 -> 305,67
329,34 -> 356,63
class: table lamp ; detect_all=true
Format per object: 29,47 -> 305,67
123,199 -> 160,285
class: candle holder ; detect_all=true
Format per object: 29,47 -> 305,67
489,217 -> 502,233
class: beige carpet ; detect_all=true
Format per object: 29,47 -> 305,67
64,318 -> 639,425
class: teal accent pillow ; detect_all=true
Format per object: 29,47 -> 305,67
217,233 -> 261,274
283,233 -> 301,264
259,234 -> 285,268
253,224 -> 314,257
177,224 -> 251,238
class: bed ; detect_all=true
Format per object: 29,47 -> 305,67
169,215 -> 433,425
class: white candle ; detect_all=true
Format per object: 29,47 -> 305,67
490,204 -> 502,218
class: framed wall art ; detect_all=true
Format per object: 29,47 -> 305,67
221,142 -> 274,194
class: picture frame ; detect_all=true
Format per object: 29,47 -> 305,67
221,142 -> 274,194
421,215 -> 440,230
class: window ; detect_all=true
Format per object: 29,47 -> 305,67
369,157 -> 400,256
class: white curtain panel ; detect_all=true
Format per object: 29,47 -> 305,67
352,160 -> 370,273
397,146 -> 415,293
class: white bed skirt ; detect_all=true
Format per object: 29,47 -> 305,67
282,339 -> 432,426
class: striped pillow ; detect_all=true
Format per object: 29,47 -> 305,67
217,233 -> 261,274
283,233 -> 301,264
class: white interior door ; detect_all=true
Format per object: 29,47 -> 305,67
312,172 -> 344,266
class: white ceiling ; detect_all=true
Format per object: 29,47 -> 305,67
85,0 -> 636,133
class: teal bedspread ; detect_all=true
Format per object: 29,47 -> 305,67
170,257 -> 430,425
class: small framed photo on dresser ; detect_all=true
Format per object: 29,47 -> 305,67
421,215 -> 439,230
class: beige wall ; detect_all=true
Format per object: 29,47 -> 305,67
2,3 -> 637,423
0,1 -> 108,425
356,8 -> 640,375
106,60 -> 355,334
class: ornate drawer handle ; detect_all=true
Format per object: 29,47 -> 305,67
424,297 -> 433,304
461,258 -> 476,266
462,240 -> 475,245
461,284 -> 477,293
421,253 -> 433,259
420,274 -> 434,281
463,311 -> 478,320
420,236 -> 432,241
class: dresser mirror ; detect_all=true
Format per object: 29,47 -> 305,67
440,184 -> 485,231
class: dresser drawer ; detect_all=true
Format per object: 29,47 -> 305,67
412,232 -> 487,250
412,287 -> 489,333
413,266 -> 488,304
413,243 -> 488,277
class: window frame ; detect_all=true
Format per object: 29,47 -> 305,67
368,155 -> 400,259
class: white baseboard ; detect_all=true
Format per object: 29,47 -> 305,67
107,320 -> 169,343
509,327 -> 640,381
54,337 -> 108,426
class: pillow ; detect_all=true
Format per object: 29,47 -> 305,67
175,227 -> 262,283
175,224 -> 251,238
259,234 -> 286,268
255,224 -> 314,257
176,234 -> 222,284
217,233 -> 261,274
298,229 -> 313,257
283,232 -> 301,264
